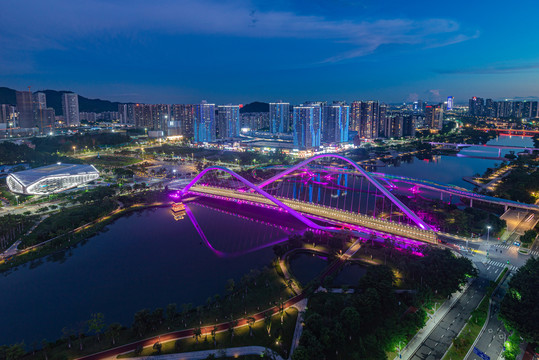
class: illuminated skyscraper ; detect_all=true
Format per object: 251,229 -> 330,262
425,104 -> 443,130
194,101 -> 216,142
62,92 -> 80,126
293,103 -> 321,149
447,96 -> 454,110
269,102 -> 290,133
217,105 -> 241,138
322,102 -> 349,143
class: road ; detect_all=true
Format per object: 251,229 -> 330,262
466,272 -> 512,360
407,263 -> 500,360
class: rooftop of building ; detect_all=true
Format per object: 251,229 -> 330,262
9,163 -> 99,186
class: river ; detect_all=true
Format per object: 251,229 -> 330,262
0,135 -> 532,345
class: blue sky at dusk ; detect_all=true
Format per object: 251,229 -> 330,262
2,0 -> 539,104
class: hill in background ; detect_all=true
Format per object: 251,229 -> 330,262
0,87 -> 122,115
240,101 -> 269,113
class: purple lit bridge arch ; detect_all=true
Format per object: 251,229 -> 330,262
256,153 -> 433,232
179,155 -> 437,243
180,165 -> 327,230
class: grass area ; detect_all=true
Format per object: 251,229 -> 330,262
442,267 -> 509,360
118,309 -> 298,358
85,155 -> 142,167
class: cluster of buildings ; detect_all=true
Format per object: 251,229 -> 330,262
0,87 -> 450,150
0,90 -> 80,136
468,97 -> 539,119
117,99 -> 442,150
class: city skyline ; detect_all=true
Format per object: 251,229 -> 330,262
2,0 -> 539,104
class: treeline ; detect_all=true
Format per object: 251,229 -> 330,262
402,197 -> 506,237
499,257 -> 539,360
32,133 -> 131,154
494,162 -> 539,203
0,214 -> 38,250
0,142 -> 77,167
21,199 -> 116,247
292,248 -> 477,360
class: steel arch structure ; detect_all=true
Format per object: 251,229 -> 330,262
257,153 -> 433,231
180,166 -> 326,230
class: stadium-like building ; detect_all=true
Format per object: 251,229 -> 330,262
7,163 -> 100,195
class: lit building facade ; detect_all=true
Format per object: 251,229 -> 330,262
194,101 -> 216,142
269,102 -> 290,133
293,103 -> 321,149
62,93 -> 80,126
322,102 -> 349,144
217,105 -> 241,138
7,164 -> 99,195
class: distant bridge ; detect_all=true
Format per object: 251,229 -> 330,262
429,142 -> 539,155
475,128 -> 539,135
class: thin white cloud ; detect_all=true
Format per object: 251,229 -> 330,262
0,0 -> 476,64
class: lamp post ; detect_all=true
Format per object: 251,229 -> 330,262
487,225 -> 492,242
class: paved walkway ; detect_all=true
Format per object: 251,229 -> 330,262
393,281 -> 471,359
123,346 -> 284,360
288,299 -> 308,359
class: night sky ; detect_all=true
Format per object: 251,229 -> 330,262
2,0 -> 539,104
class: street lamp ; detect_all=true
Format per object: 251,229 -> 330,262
487,225 -> 492,242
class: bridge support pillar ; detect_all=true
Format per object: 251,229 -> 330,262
449,194 -> 452,205
469,198 -> 473,208
440,192 -> 443,201
498,148 -> 501,157
505,205 -> 508,212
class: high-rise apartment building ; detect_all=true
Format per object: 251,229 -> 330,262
151,104 -> 170,132
447,96 -> 454,111
217,105 -> 241,138
16,90 -> 34,129
293,103 -> 321,150
0,105 -> 17,128
62,93 -> 80,126
240,112 -> 269,131
194,101 -> 216,143
350,101 -> 386,139
384,114 -> 403,138
32,92 -> 48,132
171,104 -> 195,138
425,104 -> 444,130
468,97 -> 484,117
322,102 -> 349,143
402,115 -> 416,137
269,102 -> 290,133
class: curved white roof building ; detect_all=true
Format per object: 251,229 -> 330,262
7,163 -> 99,195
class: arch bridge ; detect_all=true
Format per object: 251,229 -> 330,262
179,154 -> 438,245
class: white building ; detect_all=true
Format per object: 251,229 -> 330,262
7,163 -> 99,195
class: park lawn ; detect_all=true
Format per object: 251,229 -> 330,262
85,155 -> 141,167
118,308 -> 298,358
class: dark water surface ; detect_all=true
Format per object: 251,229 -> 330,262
0,202 -> 301,344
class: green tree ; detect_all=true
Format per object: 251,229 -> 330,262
87,313 -> 105,342
520,229 -> 537,244
499,257 -> 539,344
5,343 -> 25,360
107,323 -> 122,345
193,327 -> 202,343
264,312 -> 272,336
166,303 -> 177,324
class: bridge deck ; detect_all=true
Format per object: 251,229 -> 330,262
188,185 -> 438,245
